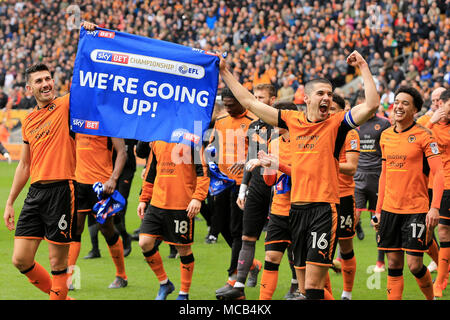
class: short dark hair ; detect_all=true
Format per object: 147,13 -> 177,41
25,63 -> 51,83
332,93 -> 346,110
304,78 -> 332,95
254,83 -> 277,98
394,86 -> 423,112
272,101 -> 298,111
440,89 -> 450,103
221,87 -> 237,100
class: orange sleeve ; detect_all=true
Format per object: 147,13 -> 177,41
139,180 -> 154,203
429,156 -> 444,210
278,162 -> 291,176
263,168 -> 277,186
139,151 -> 154,203
424,121 -> 434,129
192,176 -> 209,201
192,147 -> 210,201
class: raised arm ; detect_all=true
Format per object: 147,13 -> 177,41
219,57 -> 279,126
347,51 -> 380,126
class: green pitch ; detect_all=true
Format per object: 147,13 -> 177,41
0,161 -> 447,300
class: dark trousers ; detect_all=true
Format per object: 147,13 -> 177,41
210,185 -> 243,276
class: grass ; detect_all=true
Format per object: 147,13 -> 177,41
0,160 -> 447,300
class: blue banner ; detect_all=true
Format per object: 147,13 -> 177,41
70,27 -> 219,144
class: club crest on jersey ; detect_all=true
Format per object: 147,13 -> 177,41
374,124 -> 381,130
407,135 -> 416,143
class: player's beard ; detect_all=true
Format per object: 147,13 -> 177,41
36,86 -> 55,105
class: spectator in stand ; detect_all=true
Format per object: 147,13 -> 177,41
0,88 -> 8,110
369,52 -> 384,76
405,64 -> 419,82
388,63 -> 405,89
277,79 -> 294,102
380,84 -> 395,109
412,51 -> 426,74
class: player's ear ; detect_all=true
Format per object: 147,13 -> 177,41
270,96 -> 276,106
25,83 -> 32,94
304,94 -> 310,105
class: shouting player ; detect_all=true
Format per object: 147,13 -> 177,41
218,50 -> 379,299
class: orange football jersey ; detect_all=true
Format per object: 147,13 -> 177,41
75,134 -> 113,184
211,110 -> 256,184
278,110 -> 351,204
139,142 -> 154,203
416,114 -> 431,126
429,122 -> 450,189
380,123 -> 441,214
22,94 -> 76,183
338,129 -> 360,197
145,141 -> 209,210
268,135 -> 291,216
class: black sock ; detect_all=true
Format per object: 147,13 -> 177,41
236,240 -> 256,284
305,288 -> 324,300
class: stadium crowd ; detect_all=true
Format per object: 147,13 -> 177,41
0,0 -> 449,115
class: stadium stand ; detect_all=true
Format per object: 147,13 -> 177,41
0,0 -> 449,144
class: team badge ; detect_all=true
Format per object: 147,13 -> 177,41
407,135 -> 416,143
430,142 -> 439,155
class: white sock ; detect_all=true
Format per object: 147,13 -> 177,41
341,291 -> 352,300
228,273 -> 237,282
234,281 -> 245,288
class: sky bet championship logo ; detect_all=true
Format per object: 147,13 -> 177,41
90,49 -> 205,79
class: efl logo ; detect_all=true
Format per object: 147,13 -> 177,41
85,121 -> 99,130
178,64 -> 200,76
98,30 -> 115,39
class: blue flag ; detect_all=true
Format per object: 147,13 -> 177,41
208,162 -> 236,196
70,27 -> 220,144
204,145 -> 235,195
275,173 -> 291,194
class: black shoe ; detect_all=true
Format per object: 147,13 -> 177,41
284,282 -> 299,299
108,276 -> 128,289
168,245 -> 178,259
218,287 -> 245,300
286,291 -> 306,300
123,234 -> 132,257
356,221 -> 364,240
83,249 -> 101,259
205,234 -> 217,244
131,228 -> 140,241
